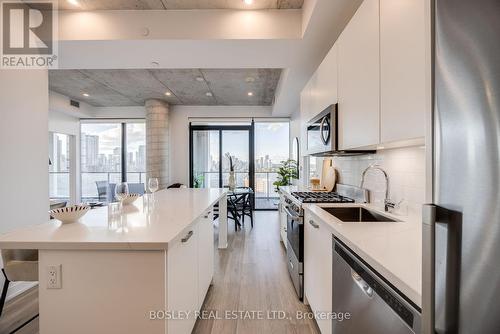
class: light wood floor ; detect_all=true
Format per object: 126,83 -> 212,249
193,211 -> 320,334
0,285 -> 39,334
0,211 -> 318,334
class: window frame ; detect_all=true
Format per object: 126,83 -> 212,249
80,119 -> 146,200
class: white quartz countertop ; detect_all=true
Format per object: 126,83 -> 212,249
305,203 -> 422,307
0,188 -> 227,251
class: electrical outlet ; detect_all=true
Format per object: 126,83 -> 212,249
46,264 -> 62,289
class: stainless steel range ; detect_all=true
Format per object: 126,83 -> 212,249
283,184 -> 367,300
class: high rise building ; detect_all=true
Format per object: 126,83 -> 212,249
83,135 -> 99,171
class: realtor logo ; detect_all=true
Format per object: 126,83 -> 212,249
1,0 -> 58,68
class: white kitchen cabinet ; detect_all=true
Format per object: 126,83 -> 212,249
304,211 -> 333,334
337,0 -> 380,150
197,210 -> 214,309
315,43 -> 339,112
278,194 -> 288,248
167,224 -> 199,334
380,0 -> 427,143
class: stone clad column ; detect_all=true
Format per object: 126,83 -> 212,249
145,99 -> 169,190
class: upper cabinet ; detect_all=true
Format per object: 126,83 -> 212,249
300,44 -> 338,124
337,0 -> 380,150
314,44 -> 339,114
380,0 -> 427,143
300,0 -> 428,152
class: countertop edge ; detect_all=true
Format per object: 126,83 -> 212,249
305,204 -> 422,308
0,190 -> 228,251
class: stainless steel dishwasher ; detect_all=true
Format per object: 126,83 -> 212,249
332,238 -> 421,334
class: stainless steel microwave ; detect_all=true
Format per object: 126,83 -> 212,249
306,104 -> 338,155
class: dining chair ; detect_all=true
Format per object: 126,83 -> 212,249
227,194 -> 242,230
232,192 -> 253,228
95,181 -> 108,201
0,249 -> 39,322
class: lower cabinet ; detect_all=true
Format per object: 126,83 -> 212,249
197,210 -> 214,309
167,210 -> 214,334
304,210 -> 333,334
279,194 -> 288,248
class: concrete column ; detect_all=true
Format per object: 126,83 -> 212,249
145,99 -> 169,189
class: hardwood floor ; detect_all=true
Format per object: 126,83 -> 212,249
0,285 -> 38,334
193,211 -> 320,334
0,211 -> 319,334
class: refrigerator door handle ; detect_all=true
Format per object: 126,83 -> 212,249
422,204 -> 461,334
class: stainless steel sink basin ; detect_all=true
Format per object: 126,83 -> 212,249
323,207 -> 400,222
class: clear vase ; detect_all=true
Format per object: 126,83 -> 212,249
228,171 -> 236,191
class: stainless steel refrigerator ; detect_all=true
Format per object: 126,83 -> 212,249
423,0 -> 500,333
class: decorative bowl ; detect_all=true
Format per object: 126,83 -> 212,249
122,193 -> 141,205
50,205 -> 90,224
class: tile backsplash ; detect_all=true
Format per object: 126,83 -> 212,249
309,146 -> 426,218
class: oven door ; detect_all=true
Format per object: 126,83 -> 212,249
285,205 -> 304,262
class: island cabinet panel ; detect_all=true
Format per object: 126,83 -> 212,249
38,250 -> 167,334
167,223 -> 199,334
304,211 -> 333,334
337,0 -> 380,150
198,210 -> 214,309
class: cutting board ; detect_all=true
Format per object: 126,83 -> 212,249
321,159 -> 336,192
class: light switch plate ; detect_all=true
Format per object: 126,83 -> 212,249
46,264 -> 62,289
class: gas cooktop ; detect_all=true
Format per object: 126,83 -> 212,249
291,191 -> 355,204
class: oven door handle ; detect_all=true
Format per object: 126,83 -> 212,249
284,205 -> 303,223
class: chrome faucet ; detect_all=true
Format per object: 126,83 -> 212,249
360,164 -> 394,212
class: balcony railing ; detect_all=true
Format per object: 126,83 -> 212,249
80,172 -> 146,200
194,171 -> 279,199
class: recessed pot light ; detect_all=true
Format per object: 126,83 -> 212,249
243,0 -> 254,5
247,92 -> 254,96
67,0 -> 79,6
82,93 -> 89,97
165,91 -> 172,96
206,92 -> 213,97
377,146 -> 385,150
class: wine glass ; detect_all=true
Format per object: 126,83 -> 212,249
115,182 -> 129,209
148,178 -> 159,193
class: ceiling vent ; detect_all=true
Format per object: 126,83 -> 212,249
70,100 -> 80,108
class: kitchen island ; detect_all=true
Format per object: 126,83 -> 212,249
0,188 -> 228,334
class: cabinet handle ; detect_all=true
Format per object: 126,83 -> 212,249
181,230 -> 194,243
309,220 -> 320,229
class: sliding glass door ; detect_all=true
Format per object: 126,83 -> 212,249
190,121 -> 289,210
222,130 -> 250,188
254,122 -> 290,209
190,125 -> 254,191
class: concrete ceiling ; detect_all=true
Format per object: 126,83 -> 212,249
55,0 -> 363,116
48,69 -> 282,107
59,0 -> 304,10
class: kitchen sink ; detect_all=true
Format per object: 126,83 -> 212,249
323,207 -> 400,222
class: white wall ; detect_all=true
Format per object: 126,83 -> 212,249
92,106 -> 145,119
0,70 -> 49,233
49,90 -> 95,118
0,70 -> 49,295
169,105 -> 274,185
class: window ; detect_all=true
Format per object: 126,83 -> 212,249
49,132 -> 71,200
81,121 -> 146,201
125,123 -> 146,184
254,122 -> 290,209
